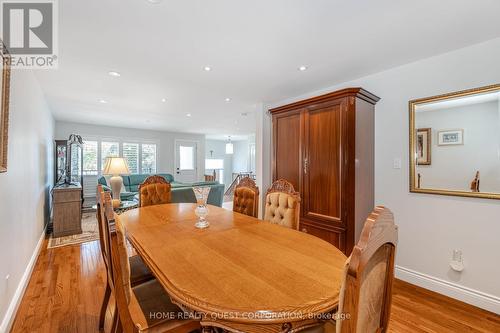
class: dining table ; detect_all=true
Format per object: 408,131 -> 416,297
119,203 -> 347,333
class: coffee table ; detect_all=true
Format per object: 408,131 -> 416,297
92,200 -> 138,215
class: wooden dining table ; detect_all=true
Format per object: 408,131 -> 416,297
119,203 -> 347,333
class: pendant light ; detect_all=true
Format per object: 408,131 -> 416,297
225,136 -> 234,154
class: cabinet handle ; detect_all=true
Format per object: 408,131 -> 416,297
304,158 -> 308,174
301,228 -> 308,233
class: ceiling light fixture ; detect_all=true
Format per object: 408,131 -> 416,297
108,71 -> 121,77
186,113 -> 192,117
161,98 -> 167,102
99,99 -> 108,104
298,65 -> 308,71
225,98 -> 231,102
146,0 -> 163,4
204,66 -> 212,71
225,136 -> 234,155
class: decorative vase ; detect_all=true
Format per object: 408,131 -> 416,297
193,186 -> 211,229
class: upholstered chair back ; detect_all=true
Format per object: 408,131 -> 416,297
337,206 -> 398,333
233,177 -> 259,218
138,175 -> 172,207
263,179 -> 301,229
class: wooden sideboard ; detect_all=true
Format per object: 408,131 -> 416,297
52,183 -> 82,237
269,88 -> 379,255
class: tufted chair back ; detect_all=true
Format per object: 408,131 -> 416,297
233,177 -> 259,218
263,179 -> 301,229
138,175 -> 172,207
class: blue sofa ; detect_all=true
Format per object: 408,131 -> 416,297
97,173 -> 224,207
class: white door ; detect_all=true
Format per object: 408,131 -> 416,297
175,140 -> 197,183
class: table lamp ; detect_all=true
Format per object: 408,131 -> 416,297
103,157 -> 130,208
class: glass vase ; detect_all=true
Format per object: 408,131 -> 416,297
193,186 -> 211,229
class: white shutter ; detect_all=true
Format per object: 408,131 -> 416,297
141,144 -> 157,174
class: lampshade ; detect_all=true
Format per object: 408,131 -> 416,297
103,157 -> 130,175
205,158 -> 224,169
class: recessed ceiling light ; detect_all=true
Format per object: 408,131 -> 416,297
146,0 -> 162,4
186,113 -> 192,117
225,98 -> 231,102
298,65 -> 308,71
108,71 -> 121,77
161,98 -> 167,102
203,66 -> 212,71
99,99 -> 108,104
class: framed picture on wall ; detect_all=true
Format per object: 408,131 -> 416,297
438,129 -> 464,146
416,128 -> 431,165
0,41 -> 11,173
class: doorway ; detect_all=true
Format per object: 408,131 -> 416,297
175,140 -> 198,183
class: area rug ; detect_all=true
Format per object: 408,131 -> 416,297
47,212 -> 99,249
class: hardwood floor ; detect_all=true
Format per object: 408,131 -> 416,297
10,238 -> 500,333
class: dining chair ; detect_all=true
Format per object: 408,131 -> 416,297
96,186 -> 154,332
304,206 -> 398,333
106,202 -> 201,333
138,175 -> 172,207
233,177 -> 259,218
263,179 -> 301,229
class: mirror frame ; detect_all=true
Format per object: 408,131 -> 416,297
0,42 -> 11,173
409,83 -> 500,200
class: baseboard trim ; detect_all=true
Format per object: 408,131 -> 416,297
395,265 -> 500,314
0,226 -> 46,333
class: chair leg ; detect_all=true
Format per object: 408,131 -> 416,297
111,306 -> 121,333
99,282 -> 111,331
113,316 -> 122,333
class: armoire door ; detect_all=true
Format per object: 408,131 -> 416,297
272,111 -> 303,191
303,98 -> 346,227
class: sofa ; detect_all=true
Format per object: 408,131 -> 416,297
98,173 -> 224,207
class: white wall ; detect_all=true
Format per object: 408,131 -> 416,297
232,140 -> 250,173
416,101 -> 500,192
55,122 -> 206,193
255,104 -> 272,218
264,38 -> 500,313
0,70 -> 54,331
205,139 -> 232,188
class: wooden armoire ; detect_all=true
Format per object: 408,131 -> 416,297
269,88 -> 380,255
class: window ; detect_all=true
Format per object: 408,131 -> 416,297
179,145 -> 194,170
81,139 -> 157,177
101,141 -> 119,170
82,141 -> 98,175
123,143 -> 139,174
141,143 -> 157,174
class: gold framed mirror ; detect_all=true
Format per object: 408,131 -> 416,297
409,84 -> 500,200
0,42 -> 11,173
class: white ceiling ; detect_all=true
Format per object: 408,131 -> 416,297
205,134 -> 249,142
35,0 -> 500,136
